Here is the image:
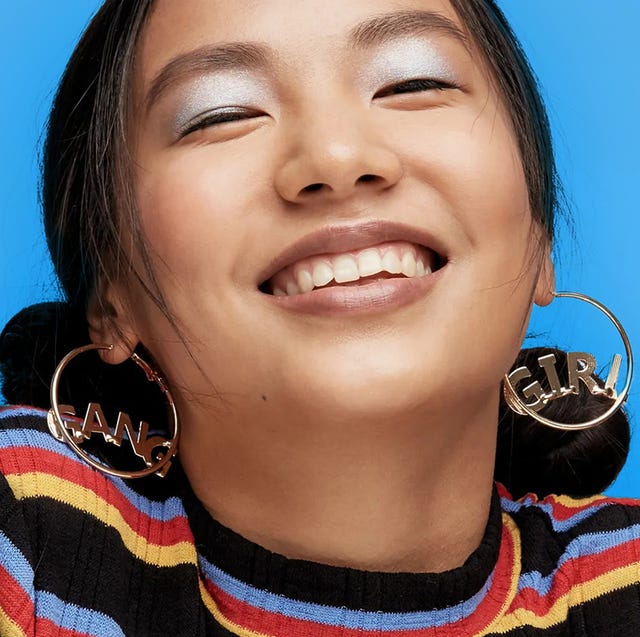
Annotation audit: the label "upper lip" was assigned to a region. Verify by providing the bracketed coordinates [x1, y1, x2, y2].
[257, 220, 448, 287]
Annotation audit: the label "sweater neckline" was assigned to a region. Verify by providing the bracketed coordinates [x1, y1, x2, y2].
[180, 482, 518, 634]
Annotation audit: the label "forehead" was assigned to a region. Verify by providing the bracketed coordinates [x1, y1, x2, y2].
[138, 0, 465, 77]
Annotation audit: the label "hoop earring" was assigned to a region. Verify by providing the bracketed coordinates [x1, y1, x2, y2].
[503, 291, 633, 431]
[47, 343, 180, 479]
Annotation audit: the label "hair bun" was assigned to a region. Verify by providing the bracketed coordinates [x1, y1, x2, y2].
[0, 302, 89, 407]
[495, 347, 630, 499]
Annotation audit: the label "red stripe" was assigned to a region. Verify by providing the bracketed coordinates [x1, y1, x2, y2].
[539, 497, 608, 522]
[497, 484, 604, 522]
[0, 563, 35, 635]
[0, 446, 192, 547]
[498, 483, 639, 523]
[34, 616, 94, 637]
[204, 523, 516, 637]
[515, 536, 640, 614]
[0, 550, 109, 637]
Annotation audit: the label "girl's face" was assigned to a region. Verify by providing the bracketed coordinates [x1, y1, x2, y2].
[119, 0, 552, 424]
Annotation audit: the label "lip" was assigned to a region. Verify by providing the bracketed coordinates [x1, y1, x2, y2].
[257, 220, 448, 287]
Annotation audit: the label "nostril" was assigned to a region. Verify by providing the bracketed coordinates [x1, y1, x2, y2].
[298, 174, 381, 197]
[302, 183, 324, 193]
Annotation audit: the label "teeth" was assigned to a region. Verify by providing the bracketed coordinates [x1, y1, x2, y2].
[295, 267, 314, 293]
[401, 251, 417, 277]
[333, 255, 359, 283]
[381, 251, 402, 275]
[357, 249, 384, 278]
[270, 242, 437, 297]
[286, 280, 300, 296]
[312, 262, 334, 287]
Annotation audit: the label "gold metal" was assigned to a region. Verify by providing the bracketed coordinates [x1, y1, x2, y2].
[503, 291, 633, 431]
[605, 354, 622, 397]
[48, 344, 180, 479]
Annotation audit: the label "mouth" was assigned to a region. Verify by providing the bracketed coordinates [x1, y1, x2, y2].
[259, 240, 444, 296]
[257, 221, 448, 314]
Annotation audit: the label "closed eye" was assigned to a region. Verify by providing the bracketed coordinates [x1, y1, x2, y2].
[179, 108, 265, 138]
[374, 78, 458, 99]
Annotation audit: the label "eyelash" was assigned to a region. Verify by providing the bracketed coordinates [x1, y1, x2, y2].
[374, 77, 458, 98]
[179, 109, 261, 138]
[179, 78, 457, 138]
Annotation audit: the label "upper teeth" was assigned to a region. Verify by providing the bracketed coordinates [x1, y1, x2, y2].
[271, 241, 434, 296]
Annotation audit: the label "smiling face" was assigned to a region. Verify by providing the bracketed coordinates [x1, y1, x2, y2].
[108, 0, 552, 433]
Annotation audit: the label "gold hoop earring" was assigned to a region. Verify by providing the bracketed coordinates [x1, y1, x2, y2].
[503, 291, 633, 431]
[47, 343, 180, 479]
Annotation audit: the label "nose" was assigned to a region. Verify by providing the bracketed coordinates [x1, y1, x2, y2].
[274, 103, 403, 204]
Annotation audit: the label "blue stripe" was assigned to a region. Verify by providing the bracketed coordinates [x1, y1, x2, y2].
[199, 554, 492, 630]
[0, 531, 34, 595]
[0, 406, 49, 419]
[0, 424, 186, 523]
[36, 590, 126, 637]
[517, 523, 640, 595]
[500, 494, 613, 532]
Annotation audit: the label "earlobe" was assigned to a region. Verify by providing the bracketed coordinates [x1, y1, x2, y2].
[87, 291, 139, 365]
[533, 252, 555, 307]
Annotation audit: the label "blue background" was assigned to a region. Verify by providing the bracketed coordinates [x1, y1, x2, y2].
[0, 2, 638, 494]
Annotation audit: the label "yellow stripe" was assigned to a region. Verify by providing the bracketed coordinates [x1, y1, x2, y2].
[489, 562, 640, 633]
[198, 579, 274, 637]
[516, 492, 605, 509]
[550, 493, 605, 508]
[6, 473, 197, 568]
[0, 605, 28, 637]
[477, 514, 522, 636]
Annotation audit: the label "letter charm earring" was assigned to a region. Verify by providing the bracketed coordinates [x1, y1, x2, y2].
[503, 292, 633, 431]
[47, 343, 180, 479]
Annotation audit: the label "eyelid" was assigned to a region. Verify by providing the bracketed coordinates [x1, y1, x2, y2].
[355, 37, 461, 94]
[172, 73, 273, 134]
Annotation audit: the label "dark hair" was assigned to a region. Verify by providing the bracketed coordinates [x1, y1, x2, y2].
[0, 0, 630, 496]
[42, 0, 156, 319]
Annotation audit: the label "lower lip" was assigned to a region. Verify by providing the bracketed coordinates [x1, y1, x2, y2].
[264, 267, 445, 316]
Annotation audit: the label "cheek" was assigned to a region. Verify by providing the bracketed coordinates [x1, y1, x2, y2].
[397, 103, 536, 376]
[133, 151, 261, 293]
[397, 102, 531, 253]
[125, 156, 260, 393]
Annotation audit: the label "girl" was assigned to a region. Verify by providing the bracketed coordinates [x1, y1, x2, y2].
[0, 1, 637, 635]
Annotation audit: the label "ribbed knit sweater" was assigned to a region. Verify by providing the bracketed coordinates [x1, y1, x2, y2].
[1, 405, 639, 636]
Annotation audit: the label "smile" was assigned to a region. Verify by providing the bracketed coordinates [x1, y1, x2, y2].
[267, 241, 439, 296]
[257, 221, 448, 314]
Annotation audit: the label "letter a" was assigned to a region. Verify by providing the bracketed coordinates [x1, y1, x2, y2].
[81, 403, 113, 441]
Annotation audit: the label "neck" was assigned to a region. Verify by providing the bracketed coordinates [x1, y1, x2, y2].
[179, 396, 498, 573]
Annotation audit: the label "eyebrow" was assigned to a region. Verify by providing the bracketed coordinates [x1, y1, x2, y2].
[349, 10, 468, 50]
[144, 10, 467, 113]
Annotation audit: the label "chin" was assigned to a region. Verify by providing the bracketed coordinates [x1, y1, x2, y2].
[290, 352, 439, 421]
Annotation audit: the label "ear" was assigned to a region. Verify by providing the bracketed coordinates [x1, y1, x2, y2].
[533, 248, 555, 307]
[87, 285, 140, 365]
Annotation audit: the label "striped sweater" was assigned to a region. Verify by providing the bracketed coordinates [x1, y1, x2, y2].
[1, 406, 639, 636]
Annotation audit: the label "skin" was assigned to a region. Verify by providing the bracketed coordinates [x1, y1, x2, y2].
[91, 0, 554, 572]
